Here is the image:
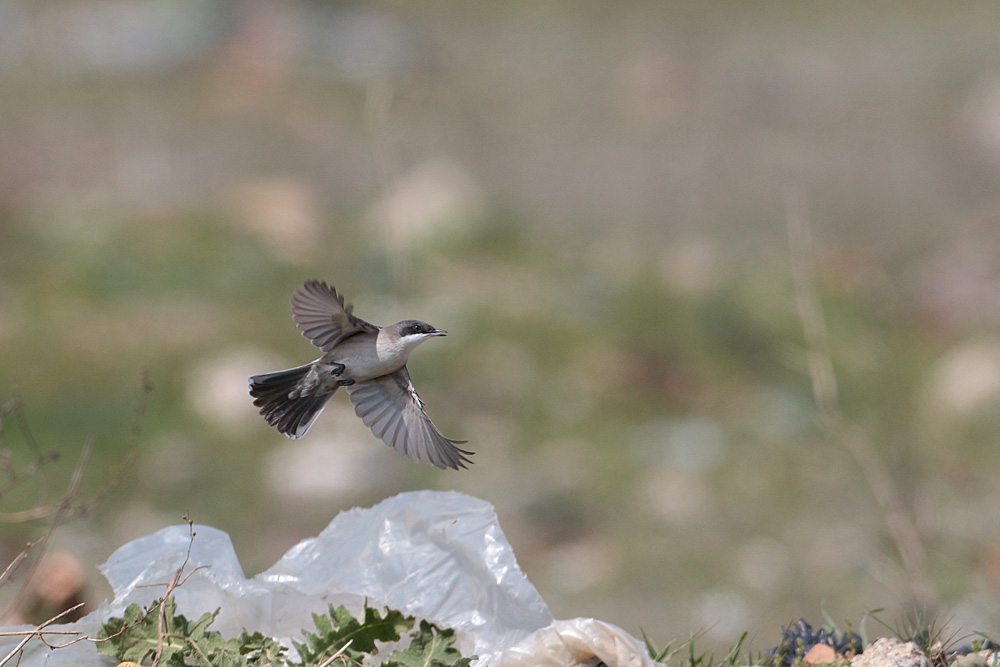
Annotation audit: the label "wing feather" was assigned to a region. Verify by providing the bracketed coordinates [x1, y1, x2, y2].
[345, 368, 472, 470]
[290, 280, 379, 353]
[419, 419, 445, 468]
[388, 418, 406, 454]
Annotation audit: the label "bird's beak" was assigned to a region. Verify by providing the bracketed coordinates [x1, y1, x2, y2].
[431, 329, 447, 336]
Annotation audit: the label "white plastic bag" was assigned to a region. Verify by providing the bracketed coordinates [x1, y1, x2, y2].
[1, 490, 661, 666]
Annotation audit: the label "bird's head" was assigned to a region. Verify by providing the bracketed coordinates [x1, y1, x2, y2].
[382, 319, 447, 354]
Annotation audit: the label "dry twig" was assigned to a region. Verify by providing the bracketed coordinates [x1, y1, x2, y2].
[0, 374, 153, 624]
[0, 602, 86, 667]
[139, 515, 207, 667]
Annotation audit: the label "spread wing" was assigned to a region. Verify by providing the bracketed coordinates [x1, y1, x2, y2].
[346, 367, 472, 470]
[291, 280, 379, 353]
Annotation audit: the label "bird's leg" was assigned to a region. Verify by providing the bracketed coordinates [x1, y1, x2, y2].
[337, 379, 355, 387]
[328, 361, 346, 376]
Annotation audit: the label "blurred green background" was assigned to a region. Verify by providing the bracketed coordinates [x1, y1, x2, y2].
[3, 0, 1000, 654]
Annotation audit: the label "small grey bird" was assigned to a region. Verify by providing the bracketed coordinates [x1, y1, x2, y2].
[249, 280, 472, 470]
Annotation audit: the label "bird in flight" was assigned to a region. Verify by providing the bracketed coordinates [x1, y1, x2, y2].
[249, 280, 471, 470]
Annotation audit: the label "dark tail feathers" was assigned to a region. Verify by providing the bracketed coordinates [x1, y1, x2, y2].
[249, 364, 333, 439]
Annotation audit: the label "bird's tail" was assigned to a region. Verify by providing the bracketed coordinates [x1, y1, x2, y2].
[249, 364, 333, 439]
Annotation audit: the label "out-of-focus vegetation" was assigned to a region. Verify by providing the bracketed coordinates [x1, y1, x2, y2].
[3, 0, 1000, 655]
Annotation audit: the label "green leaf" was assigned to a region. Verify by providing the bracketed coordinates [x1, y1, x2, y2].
[97, 596, 470, 667]
[383, 620, 473, 667]
[97, 596, 289, 667]
[97, 600, 166, 664]
[292, 602, 414, 665]
[188, 609, 221, 642]
[236, 630, 287, 666]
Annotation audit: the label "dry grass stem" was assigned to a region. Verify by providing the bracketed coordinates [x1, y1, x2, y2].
[0, 602, 87, 667]
[784, 183, 936, 607]
[316, 639, 354, 667]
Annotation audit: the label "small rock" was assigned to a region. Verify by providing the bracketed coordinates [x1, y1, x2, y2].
[803, 643, 838, 664]
[851, 638, 929, 667]
[953, 654, 988, 667]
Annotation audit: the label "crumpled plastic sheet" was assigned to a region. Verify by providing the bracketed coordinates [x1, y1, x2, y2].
[0, 490, 663, 667]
